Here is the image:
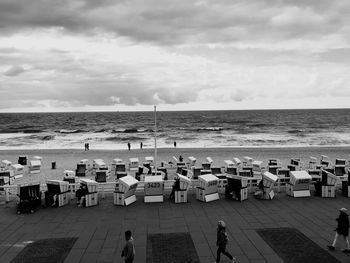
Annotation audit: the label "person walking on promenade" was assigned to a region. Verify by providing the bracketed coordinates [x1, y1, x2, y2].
[215, 220, 236, 263]
[121, 230, 135, 263]
[127, 142, 131, 151]
[328, 208, 350, 252]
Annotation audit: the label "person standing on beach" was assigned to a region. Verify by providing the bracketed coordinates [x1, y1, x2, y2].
[127, 142, 131, 151]
[328, 208, 350, 252]
[121, 230, 135, 263]
[215, 220, 236, 263]
[174, 141, 177, 148]
[140, 142, 143, 150]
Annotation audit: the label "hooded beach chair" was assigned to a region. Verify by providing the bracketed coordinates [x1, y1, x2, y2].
[286, 171, 312, 197]
[225, 174, 248, 201]
[79, 179, 99, 207]
[254, 172, 278, 200]
[144, 175, 164, 203]
[11, 164, 24, 179]
[45, 180, 70, 207]
[29, 160, 41, 174]
[114, 175, 139, 206]
[196, 174, 219, 202]
[17, 183, 42, 214]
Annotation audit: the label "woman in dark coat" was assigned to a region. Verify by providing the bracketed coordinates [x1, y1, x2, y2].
[328, 208, 350, 252]
[215, 220, 236, 263]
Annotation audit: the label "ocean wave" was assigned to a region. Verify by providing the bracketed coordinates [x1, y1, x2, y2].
[111, 128, 156, 133]
[105, 135, 148, 141]
[179, 127, 224, 132]
[287, 129, 304, 134]
[0, 128, 44, 133]
[57, 129, 85, 134]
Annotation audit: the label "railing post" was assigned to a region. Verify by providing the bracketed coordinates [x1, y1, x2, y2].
[5, 188, 10, 203]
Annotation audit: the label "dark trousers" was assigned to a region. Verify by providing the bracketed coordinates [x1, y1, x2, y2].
[216, 246, 233, 262]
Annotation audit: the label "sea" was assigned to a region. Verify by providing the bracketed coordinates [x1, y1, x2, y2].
[0, 109, 350, 150]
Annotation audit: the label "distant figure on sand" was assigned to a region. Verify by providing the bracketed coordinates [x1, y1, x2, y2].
[127, 142, 131, 151]
[179, 155, 183, 162]
[328, 208, 350, 252]
[140, 142, 143, 150]
[174, 141, 177, 148]
[215, 220, 236, 263]
[84, 143, 87, 151]
[86, 143, 89, 150]
[121, 230, 135, 263]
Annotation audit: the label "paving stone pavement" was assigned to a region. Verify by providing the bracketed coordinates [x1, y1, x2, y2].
[0, 191, 350, 263]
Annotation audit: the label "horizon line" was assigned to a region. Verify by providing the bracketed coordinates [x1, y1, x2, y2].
[1, 107, 350, 114]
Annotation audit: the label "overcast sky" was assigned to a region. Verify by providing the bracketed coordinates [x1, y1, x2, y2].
[0, 0, 349, 112]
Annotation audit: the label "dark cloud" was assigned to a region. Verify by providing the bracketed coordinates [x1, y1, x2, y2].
[3, 65, 25, 76]
[0, 0, 348, 45]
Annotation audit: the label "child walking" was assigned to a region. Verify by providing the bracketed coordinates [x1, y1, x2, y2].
[328, 208, 350, 252]
[215, 220, 236, 263]
[121, 230, 135, 263]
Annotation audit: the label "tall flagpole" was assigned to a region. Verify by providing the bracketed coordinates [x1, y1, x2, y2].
[154, 105, 157, 174]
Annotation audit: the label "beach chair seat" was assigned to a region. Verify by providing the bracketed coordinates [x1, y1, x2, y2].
[211, 167, 222, 175]
[17, 183, 42, 214]
[75, 164, 87, 177]
[95, 171, 107, 182]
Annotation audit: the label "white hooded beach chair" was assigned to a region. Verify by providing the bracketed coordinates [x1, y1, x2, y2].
[144, 175, 164, 203]
[286, 171, 312, 197]
[11, 164, 24, 179]
[196, 174, 219, 202]
[114, 175, 138, 206]
[29, 160, 41, 174]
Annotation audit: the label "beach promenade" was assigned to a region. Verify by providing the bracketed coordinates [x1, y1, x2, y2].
[1, 190, 350, 263]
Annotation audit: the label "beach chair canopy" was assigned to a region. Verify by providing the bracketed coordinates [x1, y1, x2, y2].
[129, 158, 139, 163]
[206, 157, 213, 163]
[30, 160, 41, 167]
[94, 159, 106, 166]
[224, 160, 234, 167]
[1, 160, 12, 166]
[145, 156, 154, 162]
[233, 158, 241, 165]
[244, 156, 253, 163]
[11, 164, 24, 170]
[64, 170, 75, 177]
[112, 158, 123, 164]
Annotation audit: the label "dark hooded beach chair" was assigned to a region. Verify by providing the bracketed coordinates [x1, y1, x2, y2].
[76, 164, 87, 177]
[45, 180, 70, 207]
[17, 183, 42, 214]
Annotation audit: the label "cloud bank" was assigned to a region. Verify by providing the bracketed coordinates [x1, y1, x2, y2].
[0, 0, 349, 111]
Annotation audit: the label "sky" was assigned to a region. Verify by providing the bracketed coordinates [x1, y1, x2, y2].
[0, 0, 350, 112]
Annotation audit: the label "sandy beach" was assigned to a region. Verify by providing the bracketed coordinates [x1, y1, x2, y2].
[1, 146, 349, 185]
